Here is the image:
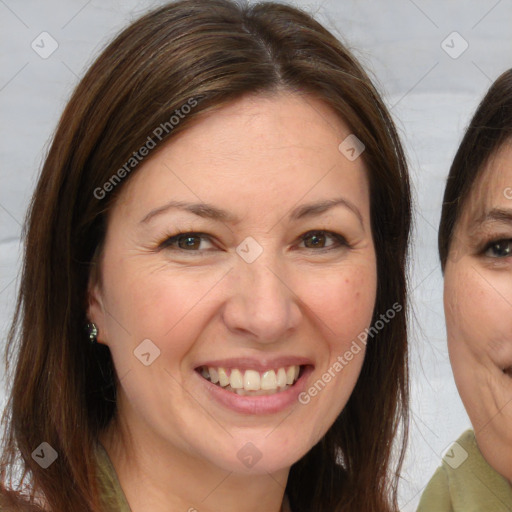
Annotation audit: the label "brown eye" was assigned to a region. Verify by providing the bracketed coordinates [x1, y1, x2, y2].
[484, 239, 512, 258]
[177, 234, 202, 249]
[160, 232, 214, 251]
[300, 231, 347, 250]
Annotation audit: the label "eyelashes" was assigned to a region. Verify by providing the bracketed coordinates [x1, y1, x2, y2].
[298, 230, 349, 251]
[159, 232, 212, 251]
[157, 230, 350, 254]
[481, 238, 512, 259]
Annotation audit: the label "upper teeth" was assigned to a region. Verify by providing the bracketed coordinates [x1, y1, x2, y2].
[201, 365, 300, 392]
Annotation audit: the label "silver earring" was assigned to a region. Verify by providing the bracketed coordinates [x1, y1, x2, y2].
[86, 322, 98, 343]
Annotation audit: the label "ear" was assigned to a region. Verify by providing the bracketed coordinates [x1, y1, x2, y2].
[87, 266, 109, 346]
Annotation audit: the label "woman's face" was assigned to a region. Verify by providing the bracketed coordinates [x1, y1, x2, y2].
[444, 141, 512, 482]
[88, 92, 377, 475]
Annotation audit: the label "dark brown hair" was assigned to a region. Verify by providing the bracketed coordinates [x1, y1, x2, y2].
[0, 1, 411, 511]
[439, 68, 512, 269]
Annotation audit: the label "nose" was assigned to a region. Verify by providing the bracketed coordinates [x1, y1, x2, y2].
[221, 255, 302, 344]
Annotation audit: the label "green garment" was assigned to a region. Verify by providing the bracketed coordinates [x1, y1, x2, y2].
[0, 444, 130, 511]
[2, 443, 293, 510]
[96, 443, 132, 512]
[96, 444, 293, 512]
[417, 429, 512, 512]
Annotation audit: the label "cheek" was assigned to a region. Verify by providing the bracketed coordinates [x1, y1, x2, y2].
[294, 263, 376, 433]
[445, 265, 512, 421]
[445, 266, 486, 356]
[103, 253, 227, 338]
[317, 267, 376, 335]
[98, 257, 228, 386]
[445, 266, 512, 362]
[297, 262, 377, 364]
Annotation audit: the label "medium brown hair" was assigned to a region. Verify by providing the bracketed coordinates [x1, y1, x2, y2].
[1, 1, 411, 510]
[439, 68, 512, 269]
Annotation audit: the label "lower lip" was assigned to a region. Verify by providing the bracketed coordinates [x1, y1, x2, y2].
[195, 366, 313, 415]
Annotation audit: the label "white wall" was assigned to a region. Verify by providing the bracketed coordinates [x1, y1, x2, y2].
[1, 0, 511, 509]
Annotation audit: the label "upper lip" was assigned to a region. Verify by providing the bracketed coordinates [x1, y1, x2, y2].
[194, 356, 314, 373]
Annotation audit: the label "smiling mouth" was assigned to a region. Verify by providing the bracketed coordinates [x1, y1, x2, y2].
[197, 365, 304, 396]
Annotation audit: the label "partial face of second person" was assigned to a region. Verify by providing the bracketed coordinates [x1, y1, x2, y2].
[444, 140, 512, 482]
[88, 92, 377, 478]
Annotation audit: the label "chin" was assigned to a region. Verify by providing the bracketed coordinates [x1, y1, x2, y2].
[200, 432, 314, 476]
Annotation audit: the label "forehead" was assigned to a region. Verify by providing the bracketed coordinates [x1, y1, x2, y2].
[460, 141, 512, 225]
[158, 91, 355, 170]
[114, 91, 371, 218]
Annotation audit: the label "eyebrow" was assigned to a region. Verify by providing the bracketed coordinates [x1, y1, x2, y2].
[140, 197, 364, 227]
[471, 207, 512, 226]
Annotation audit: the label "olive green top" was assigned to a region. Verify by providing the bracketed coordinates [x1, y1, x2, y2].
[96, 443, 132, 512]
[417, 429, 512, 511]
[96, 443, 293, 512]
[1, 444, 293, 511]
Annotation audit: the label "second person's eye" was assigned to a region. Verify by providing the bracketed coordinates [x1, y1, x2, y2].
[483, 239, 512, 258]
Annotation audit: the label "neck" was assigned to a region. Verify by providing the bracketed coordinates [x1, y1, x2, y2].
[99, 418, 290, 512]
